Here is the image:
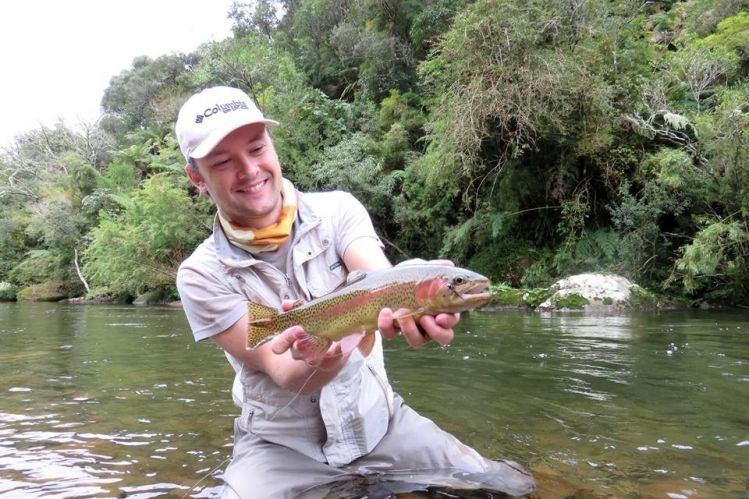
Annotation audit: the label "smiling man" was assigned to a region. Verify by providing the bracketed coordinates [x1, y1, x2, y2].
[174, 86, 535, 498]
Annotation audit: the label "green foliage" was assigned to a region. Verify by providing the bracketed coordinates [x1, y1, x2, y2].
[99, 162, 139, 193]
[694, 85, 749, 215]
[408, 0, 473, 56]
[520, 254, 557, 289]
[487, 282, 555, 309]
[2, 0, 749, 305]
[523, 287, 555, 309]
[261, 87, 361, 187]
[109, 127, 186, 180]
[190, 34, 304, 96]
[83, 175, 212, 299]
[705, 11, 749, 61]
[391, 153, 462, 258]
[672, 218, 749, 301]
[229, 0, 280, 38]
[671, 44, 740, 109]
[0, 282, 18, 301]
[488, 282, 526, 307]
[419, 0, 614, 174]
[0, 208, 31, 278]
[671, 0, 745, 38]
[100, 54, 196, 141]
[377, 90, 425, 139]
[280, 0, 355, 96]
[646, 148, 699, 189]
[608, 178, 688, 287]
[8, 250, 69, 286]
[307, 132, 405, 242]
[553, 229, 625, 277]
[24, 194, 86, 254]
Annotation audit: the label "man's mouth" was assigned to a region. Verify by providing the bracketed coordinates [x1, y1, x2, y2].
[238, 178, 268, 194]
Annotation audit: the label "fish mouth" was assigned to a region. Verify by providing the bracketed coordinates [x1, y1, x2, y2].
[457, 277, 490, 294]
[456, 279, 493, 305]
[461, 291, 494, 304]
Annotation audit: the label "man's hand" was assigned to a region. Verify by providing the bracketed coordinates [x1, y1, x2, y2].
[377, 258, 460, 347]
[266, 300, 349, 371]
[377, 308, 459, 347]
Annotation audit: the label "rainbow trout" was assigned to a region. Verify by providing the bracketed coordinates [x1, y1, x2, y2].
[246, 265, 492, 351]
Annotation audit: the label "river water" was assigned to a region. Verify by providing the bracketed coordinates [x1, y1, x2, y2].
[0, 302, 747, 498]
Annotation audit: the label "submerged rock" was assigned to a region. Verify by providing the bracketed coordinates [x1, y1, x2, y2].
[538, 273, 644, 311]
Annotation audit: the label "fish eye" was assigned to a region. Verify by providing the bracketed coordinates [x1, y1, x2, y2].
[453, 276, 465, 285]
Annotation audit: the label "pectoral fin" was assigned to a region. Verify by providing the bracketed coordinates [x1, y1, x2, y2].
[340, 332, 366, 355]
[357, 331, 376, 357]
[338, 331, 376, 357]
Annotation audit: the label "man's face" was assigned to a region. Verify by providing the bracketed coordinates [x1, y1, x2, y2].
[186, 123, 283, 228]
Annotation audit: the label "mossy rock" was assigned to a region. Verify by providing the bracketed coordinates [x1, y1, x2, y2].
[16, 282, 69, 302]
[627, 286, 689, 310]
[551, 293, 590, 309]
[627, 286, 659, 308]
[523, 288, 554, 308]
[490, 284, 527, 307]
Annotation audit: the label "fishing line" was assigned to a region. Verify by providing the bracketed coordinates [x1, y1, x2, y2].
[267, 337, 352, 422]
[180, 363, 328, 495]
[268, 366, 321, 422]
[181, 351, 333, 496]
[180, 455, 231, 498]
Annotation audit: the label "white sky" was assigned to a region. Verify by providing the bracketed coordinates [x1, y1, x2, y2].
[0, 0, 235, 148]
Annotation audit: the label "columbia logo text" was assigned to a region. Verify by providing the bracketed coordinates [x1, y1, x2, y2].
[195, 100, 249, 123]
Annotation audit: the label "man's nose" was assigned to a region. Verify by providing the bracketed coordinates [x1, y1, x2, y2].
[236, 154, 259, 178]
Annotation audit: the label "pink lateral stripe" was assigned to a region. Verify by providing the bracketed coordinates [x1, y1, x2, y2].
[310, 282, 415, 319]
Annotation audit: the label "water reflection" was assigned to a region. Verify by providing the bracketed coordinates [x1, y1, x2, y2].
[1, 303, 748, 497]
[550, 314, 633, 402]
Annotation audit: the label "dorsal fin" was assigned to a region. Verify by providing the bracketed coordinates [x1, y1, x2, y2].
[247, 302, 279, 324]
[246, 302, 283, 349]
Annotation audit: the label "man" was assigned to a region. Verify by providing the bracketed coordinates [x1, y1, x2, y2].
[175, 86, 534, 498]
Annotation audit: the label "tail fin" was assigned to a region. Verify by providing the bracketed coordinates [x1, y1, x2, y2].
[247, 302, 281, 349]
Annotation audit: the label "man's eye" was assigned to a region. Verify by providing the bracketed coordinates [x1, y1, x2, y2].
[213, 158, 231, 167]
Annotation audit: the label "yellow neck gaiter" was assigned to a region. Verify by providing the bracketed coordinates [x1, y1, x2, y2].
[218, 178, 298, 254]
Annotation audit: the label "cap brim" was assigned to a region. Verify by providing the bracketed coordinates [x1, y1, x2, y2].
[190, 116, 280, 159]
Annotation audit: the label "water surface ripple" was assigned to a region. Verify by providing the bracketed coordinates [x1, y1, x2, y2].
[1, 303, 747, 497]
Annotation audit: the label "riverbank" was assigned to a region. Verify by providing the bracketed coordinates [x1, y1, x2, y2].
[1, 272, 735, 311]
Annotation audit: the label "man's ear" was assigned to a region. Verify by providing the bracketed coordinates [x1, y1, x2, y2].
[185, 163, 201, 186]
[185, 163, 209, 197]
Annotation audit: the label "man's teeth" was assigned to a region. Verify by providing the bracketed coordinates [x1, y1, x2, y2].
[243, 179, 266, 193]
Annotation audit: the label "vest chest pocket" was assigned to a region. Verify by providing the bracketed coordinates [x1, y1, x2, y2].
[304, 252, 346, 299]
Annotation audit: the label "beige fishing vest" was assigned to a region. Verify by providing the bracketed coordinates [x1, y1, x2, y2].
[183, 192, 394, 467]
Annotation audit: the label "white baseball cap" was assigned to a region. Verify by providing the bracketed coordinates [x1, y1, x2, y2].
[175, 86, 279, 160]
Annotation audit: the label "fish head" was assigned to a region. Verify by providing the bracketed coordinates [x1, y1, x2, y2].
[416, 267, 493, 313]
